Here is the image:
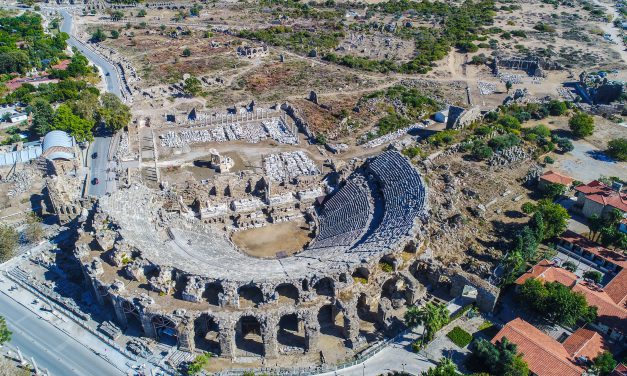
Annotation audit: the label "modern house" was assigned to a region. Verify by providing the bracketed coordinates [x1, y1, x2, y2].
[538, 170, 574, 190]
[493, 318, 609, 376]
[574, 181, 627, 218]
[516, 259, 626, 342]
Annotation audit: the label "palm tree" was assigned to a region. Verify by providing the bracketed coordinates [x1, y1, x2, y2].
[404, 302, 449, 344]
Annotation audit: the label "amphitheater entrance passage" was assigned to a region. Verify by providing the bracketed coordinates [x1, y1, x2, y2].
[194, 314, 221, 355]
[381, 277, 408, 304]
[121, 300, 143, 336]
[318, 304, 345, 339]
[352, 267, 370, 283]
[314, 277, 335, 297]
[203, 282, 223, 306]
[152, 316, 178, 346]
[277, 313, 306, 350]
[238, 284, 263, 308]
[275, 283, 299, 304]
[235, 316, 263, 356]
[357, 293, 378, 340]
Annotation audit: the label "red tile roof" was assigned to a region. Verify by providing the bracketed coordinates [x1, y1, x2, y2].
[611, 363, 627, 376]
[562, 328, 608, 359]
[515, 259, 577, 287]
[492, 318, 585, 376]
[560, 231, 627, 268]
[541, 170, 574, 186]
[604, 269, 627, 307]
[51, 59, 70, 70]
[516, 260, 627, 335]
[575, 181, 627, 212]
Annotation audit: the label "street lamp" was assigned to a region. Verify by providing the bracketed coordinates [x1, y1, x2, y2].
[402, 363, 407, 373]
[362, 364, 365, 376]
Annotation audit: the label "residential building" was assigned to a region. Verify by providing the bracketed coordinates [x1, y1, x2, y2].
[574, 181, 627, 218]
[538, 170, 574, 190]
[516, 259, 626, 341]
[492, 318, 608, 376]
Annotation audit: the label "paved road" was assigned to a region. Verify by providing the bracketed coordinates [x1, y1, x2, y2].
[59, 10, 122, 97]
[0, 291, 124, 376]
[88, 136, 113, 197]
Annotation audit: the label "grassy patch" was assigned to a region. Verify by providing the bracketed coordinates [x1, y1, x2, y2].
[447, 326, 473, 348]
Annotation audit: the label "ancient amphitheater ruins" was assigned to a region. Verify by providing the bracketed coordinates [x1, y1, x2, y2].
[75, 149, 498, 362]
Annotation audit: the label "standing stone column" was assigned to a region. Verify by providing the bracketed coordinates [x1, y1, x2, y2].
[218, 318, 235, 358]
[262, 315, 278, 359]
[303, 311, 320, 353]
[140, 312, 156, 338]
[111, 296, 128, 329]
[221, 281, 239, 307]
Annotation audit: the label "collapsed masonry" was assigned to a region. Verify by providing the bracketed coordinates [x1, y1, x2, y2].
[73, 151, 502, 359]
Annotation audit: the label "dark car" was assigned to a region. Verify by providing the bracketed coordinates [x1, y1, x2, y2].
[92, 152, 98, 159]
[92, 178, 99, 185]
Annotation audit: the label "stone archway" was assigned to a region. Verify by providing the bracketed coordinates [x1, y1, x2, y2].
[238, 284, 264, 308]
[314, 277, 335, 297]
[121, 300, 143, 336]
[203, 282, 223, 306]
[277, 313, 306, 350]
[356, 293, 378, 340]
[381, 277, 408, 304]
[275, 283, 299, 304]
[235, 315, 263, 356]
[151, 315, 178, 346]
[317, 304, 344, 339]
[352, 267, 370, 283]
[194, 314, 221, 355]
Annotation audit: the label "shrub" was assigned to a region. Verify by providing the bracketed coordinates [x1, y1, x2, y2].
[447, 326, 473, 348]
[380, 262, 393, 273]
[521, 202, 536, 214]
[583, 270, 602, 283]
[182, 48, 192, 57]
[534, 23, 556, 32]
[544, 156, 554, 164]
[428, 130, 458, 146]
[562, 261, 577, 272]
[606, 138, 627, 161]
[471, 142, 493, 160]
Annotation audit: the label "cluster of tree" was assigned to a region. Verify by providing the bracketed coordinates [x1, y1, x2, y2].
[517, 278, 597, 326]
[185, 352, 211, 375]
[0, 224, 18, 262]
[259, 0, 343, 20]
[30, 92, 131, 141]
[404, 302, 449, 344]
[588, 209, 627, 251]
[501, 200, 570, 284]
[362, 86, 439, 136]
[238, 26, 344, 55]
[0, 13, 69, 74]
[466, 337, 529, 376]
[49, 50, 95, 79]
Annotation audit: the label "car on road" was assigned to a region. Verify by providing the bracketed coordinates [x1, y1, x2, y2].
[92, 178, 99, 185]
[92, 152, 98, 159]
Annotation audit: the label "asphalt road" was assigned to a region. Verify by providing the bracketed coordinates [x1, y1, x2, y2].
[0, 292, 123, 376]
[59, 10, 122, 97]
[88, 136, 113, 197]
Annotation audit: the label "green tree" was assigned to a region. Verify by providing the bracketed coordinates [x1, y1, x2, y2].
[0, 224, 18, 262]
[534, 200, 569, 240]
[30, 99, 55, 136]
[182, 48, 192, 57]
[562, 261, 577, 272]
[422, 357, 457, 376]
[91, 28, 107, 43]
[588, 214, 604, 241]
[137, 9, 147, 17]
[96, 93, 131, 131]
[52, 104, 94, 142]
[182, 76, 202, 97]
[70, 90, 100, 122]
[471, 142, 493, 160]
[0, 316, 11, 344]
[505, 81, 513, 93]
[0, 51, 30, 74]
[548, 100, 567, 116]
[404, 302, 449, 343]
[467, 337, 529, 376]
[591, 351, 616, 376]
[541, 182, 566, 199]
[606, 138, 627, 161]
[110, 30, 120, 39]
[187, 352, 211, 375]
[501, 251, 525, 285]
[521, 202, 536, 214]
[568, 112, 595, 138]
